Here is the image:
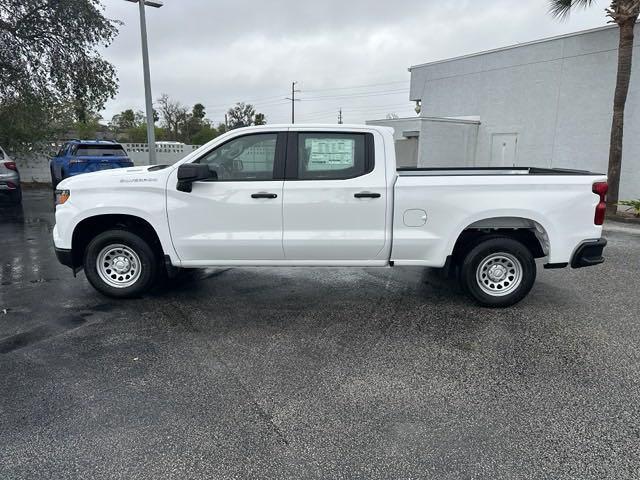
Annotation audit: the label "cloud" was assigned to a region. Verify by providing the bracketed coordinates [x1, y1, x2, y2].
[101, 0, 607, 125]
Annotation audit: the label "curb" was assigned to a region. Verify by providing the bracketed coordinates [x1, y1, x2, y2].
[609, 214, 640, 225]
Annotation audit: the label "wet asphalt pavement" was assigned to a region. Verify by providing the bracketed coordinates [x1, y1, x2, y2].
[0, 188, 639, 479]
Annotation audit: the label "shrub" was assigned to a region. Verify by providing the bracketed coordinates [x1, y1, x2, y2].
[618, 200, 640, 217]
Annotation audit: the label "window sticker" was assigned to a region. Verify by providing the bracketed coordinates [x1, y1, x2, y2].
[305, 138, 355, 171]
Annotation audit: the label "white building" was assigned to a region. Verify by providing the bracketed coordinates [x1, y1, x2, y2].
[368, 24, 640, 201]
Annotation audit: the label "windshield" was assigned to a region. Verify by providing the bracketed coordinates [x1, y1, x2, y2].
[74, 145, 128, 157]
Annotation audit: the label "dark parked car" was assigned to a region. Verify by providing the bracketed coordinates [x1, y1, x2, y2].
[50, 140, 133, 188]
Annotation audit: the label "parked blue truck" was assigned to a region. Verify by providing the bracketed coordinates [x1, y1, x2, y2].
[50, 140, 133, 188]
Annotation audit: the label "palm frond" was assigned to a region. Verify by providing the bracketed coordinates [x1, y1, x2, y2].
[549, 0, 596, 19]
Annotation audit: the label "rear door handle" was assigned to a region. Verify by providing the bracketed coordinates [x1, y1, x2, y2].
[251, 192, 278, 199]
[354, 192, 381, 199]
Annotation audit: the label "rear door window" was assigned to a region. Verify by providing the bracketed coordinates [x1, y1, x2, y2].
[294, 133, 372, 180]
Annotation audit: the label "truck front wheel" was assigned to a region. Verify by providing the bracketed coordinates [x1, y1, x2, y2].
[84, 230, 158, 298]
[459, 236, 536, 308]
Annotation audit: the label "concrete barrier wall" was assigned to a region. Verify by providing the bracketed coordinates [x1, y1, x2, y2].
[12, 143, 201, 184]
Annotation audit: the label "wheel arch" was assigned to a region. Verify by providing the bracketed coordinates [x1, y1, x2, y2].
[71, 214, 165, 269]
[449, 216, 551, 263]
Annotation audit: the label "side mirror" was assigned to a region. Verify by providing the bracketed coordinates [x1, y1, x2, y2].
[177, 163, 214, 192]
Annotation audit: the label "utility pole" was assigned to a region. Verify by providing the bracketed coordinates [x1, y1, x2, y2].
[338, 107, 343, 124]
[285, 81, 301, 123]
[126, 0, 163, 165]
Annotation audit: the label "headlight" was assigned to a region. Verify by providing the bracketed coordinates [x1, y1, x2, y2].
[55, 189, 70, 205]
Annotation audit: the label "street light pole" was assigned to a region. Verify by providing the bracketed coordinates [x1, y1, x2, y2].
[126, 0, 163, 164]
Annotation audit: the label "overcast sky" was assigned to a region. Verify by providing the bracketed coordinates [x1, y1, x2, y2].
[100, 0, 608, 126]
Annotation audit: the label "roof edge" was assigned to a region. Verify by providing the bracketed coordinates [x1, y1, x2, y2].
[408, 23, 620, 71]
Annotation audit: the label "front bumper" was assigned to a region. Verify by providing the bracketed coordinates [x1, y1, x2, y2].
[571, 238, 607, 268]
[55, 246, 74, 269]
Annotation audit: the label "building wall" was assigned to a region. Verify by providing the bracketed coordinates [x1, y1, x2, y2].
[366, 117, 479, 168]
[409, 24, 640, 200]
[416, 119, 478, 167]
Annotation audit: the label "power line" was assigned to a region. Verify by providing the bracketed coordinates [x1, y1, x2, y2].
[302, 79, 408, 93]
[301, 89, 410, 101]
[300, 102, 414, 116]
[204, 93, 290, 110]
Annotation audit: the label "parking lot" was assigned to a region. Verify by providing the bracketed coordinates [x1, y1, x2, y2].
[0, 187, 639, 479]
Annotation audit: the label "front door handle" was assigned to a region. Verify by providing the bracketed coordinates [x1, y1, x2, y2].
[251, 192, 278, 199]
[354, 192, 381, 199]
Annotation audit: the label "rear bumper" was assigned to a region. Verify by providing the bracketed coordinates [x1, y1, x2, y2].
[0, 172, 20, 189]
[571, 238, 607, 268]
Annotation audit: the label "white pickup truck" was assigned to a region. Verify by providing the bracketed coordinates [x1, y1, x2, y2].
[53, 125, 608, 307]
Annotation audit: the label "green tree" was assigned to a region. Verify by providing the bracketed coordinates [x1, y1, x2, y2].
[254, 112, 267, 125]
[226, 102, 266, 129]
[192, 103, 206, 121]
[183, 103, 207, 143]
[74, 112, 104, 139]
[111, 109, 145, 131]
[549, 0, 639, 215]
[191, 124, 219, 145]
[125, 124, 167, 143]
[0, 0, 119, 151]
[216, 123, 229, 135]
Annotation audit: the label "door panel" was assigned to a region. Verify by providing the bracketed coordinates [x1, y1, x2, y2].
[167, 131, 286, 263]
[282, 131, 387, 261]
[168, 180, 284, 262]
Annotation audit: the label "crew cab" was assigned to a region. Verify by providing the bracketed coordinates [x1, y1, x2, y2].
[52, 125, 608, 307]
[50, 139, 133, 188]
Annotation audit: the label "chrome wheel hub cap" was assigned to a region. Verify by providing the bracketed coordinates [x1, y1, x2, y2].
[487, 264, 508, 282]
[96, 244, 142, 289]
[476, 252, 523, 297]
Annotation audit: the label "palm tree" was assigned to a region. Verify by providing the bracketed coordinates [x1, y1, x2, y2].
[550, 0, 640, 215]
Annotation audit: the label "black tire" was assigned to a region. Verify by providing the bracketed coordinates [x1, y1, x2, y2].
[84, 229, 158, 298]
[459, 236, 536, 308]
[9, 186, 22, 205]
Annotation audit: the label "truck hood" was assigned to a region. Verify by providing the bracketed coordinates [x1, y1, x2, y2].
[58, 165, 172, 190]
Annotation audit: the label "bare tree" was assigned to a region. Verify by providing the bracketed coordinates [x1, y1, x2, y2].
[157, 94, 188, 140]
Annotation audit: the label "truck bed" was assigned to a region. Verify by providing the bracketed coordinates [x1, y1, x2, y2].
[397, 167, 601, 176]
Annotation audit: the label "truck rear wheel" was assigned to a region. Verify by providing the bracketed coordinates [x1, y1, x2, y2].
[459, 236, 536, 308]
[84, 230, 158, 298]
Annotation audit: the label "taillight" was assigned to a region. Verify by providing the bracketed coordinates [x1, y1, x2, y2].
[4, 161, 17, 171]
[593, 182, 608, 225]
